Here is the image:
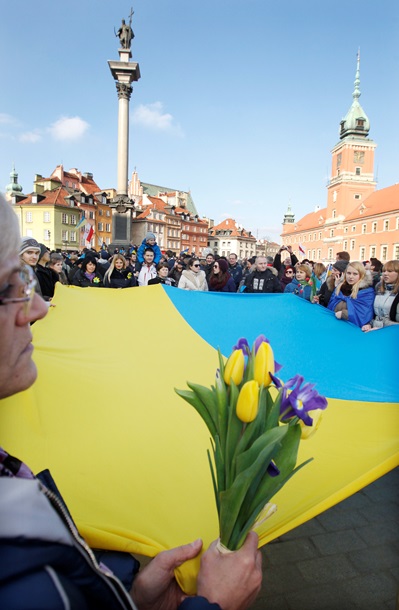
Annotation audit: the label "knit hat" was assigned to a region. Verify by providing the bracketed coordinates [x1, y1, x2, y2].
[100, 250, 110, 260]
[20, 237, 41, 256]
[39, 243, 49, 260]
[217, 259, 229, 273]
[145, 232, 156, 242]
[333, 260, 349, 274]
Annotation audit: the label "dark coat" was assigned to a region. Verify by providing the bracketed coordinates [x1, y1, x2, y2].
[228, 264, 243, 290]
[35, 264, 58, 300]
[273, 252, 299, 278]
[244, 269, 282, 293]
[72, 269, 103, 288]
[104, 269, 137, 288]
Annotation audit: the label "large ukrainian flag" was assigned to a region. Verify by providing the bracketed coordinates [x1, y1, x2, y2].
[1, 284, 398, 593]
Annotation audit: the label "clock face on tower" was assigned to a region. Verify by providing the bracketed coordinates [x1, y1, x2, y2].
[353, 151, 365, 164]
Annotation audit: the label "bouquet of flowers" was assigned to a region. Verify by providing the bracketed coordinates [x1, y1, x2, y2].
[175, 335, 327, 552]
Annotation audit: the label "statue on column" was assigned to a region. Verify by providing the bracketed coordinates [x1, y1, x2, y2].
[116, 8, 134, 49]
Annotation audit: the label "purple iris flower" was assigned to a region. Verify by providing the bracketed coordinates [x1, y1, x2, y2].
[267, 461, 280, 477]
[233, 338, 251, 355]
[271, 373, 327, 426]
[253, 335, 282, 373]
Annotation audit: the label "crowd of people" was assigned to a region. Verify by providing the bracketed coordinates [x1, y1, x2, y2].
[19, 230, 399, 332]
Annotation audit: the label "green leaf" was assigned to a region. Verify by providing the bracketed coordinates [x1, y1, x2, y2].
[187, 382, 219, 433]
[224, 381, 242, 488]
[245, 424, 302, 518]
[214, 434, 225, 496]
[207, 448, 219, 514]
[266, 389, 282, 429]
[175, 388, 217, 437]
[219, 432, 285, 547]
[236, 426, 288, 476]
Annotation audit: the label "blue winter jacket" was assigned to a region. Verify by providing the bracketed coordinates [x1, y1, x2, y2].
[137, 239, 162, 264]
[0, 465, 220, 610]
[284, 277, 312, 301]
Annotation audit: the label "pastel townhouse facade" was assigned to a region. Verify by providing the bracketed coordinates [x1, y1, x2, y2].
[208, 218, 257, 259]
[11, 165, 113, 250]
[281, 55, 399, 263]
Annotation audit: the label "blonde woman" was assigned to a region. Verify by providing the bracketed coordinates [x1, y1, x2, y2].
[327, 261, 374, 327]
[362, 260, 399, 331]
[103, 254, 137, 288]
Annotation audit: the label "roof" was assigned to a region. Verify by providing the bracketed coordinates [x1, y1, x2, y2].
[284, 208, 327, 235]
[141, 182, 198, 216]
[210, 218, 255, 240]
[15, 187, 77, 208]
[344, 184, 399, 221]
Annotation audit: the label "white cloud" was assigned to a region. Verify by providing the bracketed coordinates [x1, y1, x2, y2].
[49, 116, 89, 141]
[132, 102, 183, 135]
[19, 129, 42, 143]
[0, 113, 18, 125]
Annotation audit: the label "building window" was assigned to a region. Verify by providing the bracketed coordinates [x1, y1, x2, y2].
[26, 211, 33, 223]
[384, 220, 389, 231]
[106, 210, 111, 217]
[70, 231, 77, 242]
[343, 240, 348, 251]
[319, 232, 322, 240]
[381, 246, 388, 261]
[362, 224, 366, 234]
[372, 222, 377, 233]
[313, 233, 316, 240]
[354, 194, 361, 200]
[360, 247, 365, 260]
[350, 240, 355, 250]
[332, 209, 336, 218]
[43, 229, 51, 241]
[352, 225, 356, 232]
[99, 209, 103, 216]
[344, 227, 348, 233]
[89, 212, 94, 220]
[328, 248, 333, 259]
[98, 222, 104, 231]
[70, 214, 77, 225]
[62, 213, 68, 224]
[105, 223, 111, 232]
[394, 245, 399, 259]
[62, 230, 68, 241]
[43, 211, 51, 222]
[370, 246, 376, 258]
[330, 229, 334, 237]
[355, 167, 361, 176]
[317, 249, 321, 259]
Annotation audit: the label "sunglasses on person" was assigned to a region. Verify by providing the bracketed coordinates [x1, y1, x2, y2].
[0, 264, 37, 316]
[193, 263, 201, 268]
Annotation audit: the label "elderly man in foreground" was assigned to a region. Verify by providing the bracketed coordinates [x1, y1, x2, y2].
[0, 193, 262, 610]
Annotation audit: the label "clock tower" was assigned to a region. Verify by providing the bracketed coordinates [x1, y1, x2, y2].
[326, 52, 376, 223]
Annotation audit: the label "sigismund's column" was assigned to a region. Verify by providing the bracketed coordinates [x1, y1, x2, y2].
[108, 11, 140, 246]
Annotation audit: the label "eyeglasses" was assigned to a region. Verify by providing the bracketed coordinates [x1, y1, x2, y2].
[0, 264, 37, 315]
[213, 265, 219, 268]
[193, 263, 201, 268]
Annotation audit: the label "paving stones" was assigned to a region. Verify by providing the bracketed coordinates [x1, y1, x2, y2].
[251, 468, 399, 610]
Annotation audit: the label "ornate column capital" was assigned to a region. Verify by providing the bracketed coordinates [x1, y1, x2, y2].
[116, 82, 133, 100]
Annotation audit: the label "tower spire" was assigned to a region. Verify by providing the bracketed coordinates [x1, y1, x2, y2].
[352, 48, 361, 102]
[339, 50, 370, 139]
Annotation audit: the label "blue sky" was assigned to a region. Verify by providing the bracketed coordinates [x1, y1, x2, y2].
[1, 0, 398, 243]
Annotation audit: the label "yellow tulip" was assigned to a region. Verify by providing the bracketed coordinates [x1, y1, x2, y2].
[253, 341, 275, 387]
[300, 409, 323, 439]
[236, 380, 259, 423]
[223, 349, 245, 386]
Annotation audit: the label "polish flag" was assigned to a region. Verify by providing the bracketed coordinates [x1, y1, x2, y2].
[298, 244, 305, 255]
[84, 223, 94, 244]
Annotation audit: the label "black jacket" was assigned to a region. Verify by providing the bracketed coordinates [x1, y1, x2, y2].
[244, 269, 282, 293]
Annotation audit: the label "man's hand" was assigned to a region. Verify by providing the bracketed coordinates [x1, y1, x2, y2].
[131, 539, 202, 610]
[335, 311, 342, 319]
[197, 532, 262, 610]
